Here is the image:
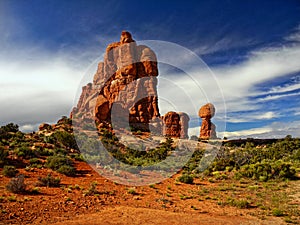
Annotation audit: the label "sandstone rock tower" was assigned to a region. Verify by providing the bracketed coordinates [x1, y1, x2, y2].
[73, 31, 160, 132]
[199, 103, 217, 139]
[162, 112, 190, 139]
[73, 31, 193, 139]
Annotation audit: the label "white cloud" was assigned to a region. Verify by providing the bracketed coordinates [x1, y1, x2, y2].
[220, 120, 300, 139]
[257, 91, 300, 102]
[19, 124, 36, 132]
[226, 111, 279, 123]
[285, 25, 300, 42]
[194, 36, 255, 55]
[0, 47, 89, 129]
[155, 30, 300, 117]
[267, 82, 300, 94]
[220, 127, 273, 138]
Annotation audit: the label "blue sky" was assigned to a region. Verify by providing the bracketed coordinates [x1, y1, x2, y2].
[1, 0, 300, 138]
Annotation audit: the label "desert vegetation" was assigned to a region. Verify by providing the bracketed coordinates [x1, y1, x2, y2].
[0, 120, 299, 224]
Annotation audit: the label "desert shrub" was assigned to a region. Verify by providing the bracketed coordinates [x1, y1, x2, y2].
[51, 131, 78, 149]
[127, 188, 137, 195]
[0, 123, 19, 140]
[178, 174, 194, 184]
[182, 150, 205, 172]
[70, 153, 85, 161]
[29, 158, 42, 165]
[45, 155, 73, 170]
[3, 165, 18, 177]
[53, 148, 68, 155]
[36, 148, 54, 156]
[57, 116, 72, 126]
[37, 174, 60, 187]
[15, 146, 36, 158]
[6, 175, 26, 193]
[272, 208, 284, 217]
[0, 146, 8, 164]
[0, 123, 19, 133]
[226, 197, 251, 209]
[291, 149, 300, 160]
[238, 160, 296, 181]
[57, 165, 76, 176]
[84, 182, 98, 196]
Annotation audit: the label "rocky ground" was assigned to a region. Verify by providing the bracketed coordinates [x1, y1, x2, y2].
[0, 160, 295, 225]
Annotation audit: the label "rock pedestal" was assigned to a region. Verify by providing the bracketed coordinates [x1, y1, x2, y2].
[199, 103, 217, 139]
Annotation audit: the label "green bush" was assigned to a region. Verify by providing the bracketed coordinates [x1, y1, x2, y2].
[272, 208, 284, 217]
[238, 160, 296, 181]
[45, 155, 73, 170]
[0, 146, 8, 164]
[29, 158, 42, 165]
[36, 148, 54, 156]
[178, 174, 194, 184]
[0, 123, 19, 133]
[15, 146, 36, 159]
[226, 197, 251, 209]
[37, 174, 61, 187]
[57, 165, 76, 176]
[84, 182, 98, 196]
[6, 175, 26, 193]
[51, 131, 78, 149]
[70, 153, 85, 161]
[3, 165, 18, 177]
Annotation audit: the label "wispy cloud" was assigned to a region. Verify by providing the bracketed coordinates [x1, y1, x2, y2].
[285, 25, 300, 42]
[226, 111, 279, 123]
[220, 120, 300, 139]
[268, 82, 300, 94]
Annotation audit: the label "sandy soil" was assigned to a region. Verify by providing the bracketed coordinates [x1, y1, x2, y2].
[0, 161, 288, 225]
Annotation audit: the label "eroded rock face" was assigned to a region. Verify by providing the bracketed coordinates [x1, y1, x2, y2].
[162, 111, 189, 138]
[178, 112, 190, 139]
[74, 31, 160, 132]
[199, 103, 217, 139]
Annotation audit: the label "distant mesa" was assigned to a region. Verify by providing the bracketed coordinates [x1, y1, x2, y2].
[72, 31, 217, 140]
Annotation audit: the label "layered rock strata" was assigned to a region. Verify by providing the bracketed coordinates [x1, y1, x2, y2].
[73, 31, 160, 132]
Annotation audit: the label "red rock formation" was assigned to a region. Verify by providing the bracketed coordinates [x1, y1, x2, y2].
[199, 103, 217, 139]
[163, 112, 181, 138]
[74, 31, 160, 132]
[178, 112, 190, 139]
[162, 111, 189, 138]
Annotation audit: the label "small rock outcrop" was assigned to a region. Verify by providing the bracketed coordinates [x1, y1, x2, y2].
[199, 103, 217, 139]
[38, 123, 50, 131]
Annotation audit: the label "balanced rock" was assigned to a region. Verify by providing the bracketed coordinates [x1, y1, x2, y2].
[199, 103, 217, 139]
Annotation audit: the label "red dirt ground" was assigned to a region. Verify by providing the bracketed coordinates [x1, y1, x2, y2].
[0, 161, 286, 225]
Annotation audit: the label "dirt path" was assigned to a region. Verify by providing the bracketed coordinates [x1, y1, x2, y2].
[51, 206, 283, 225]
